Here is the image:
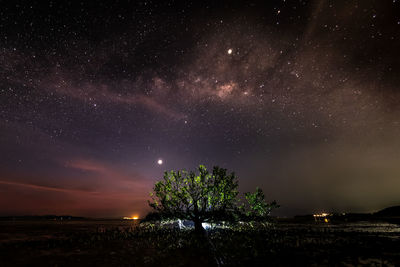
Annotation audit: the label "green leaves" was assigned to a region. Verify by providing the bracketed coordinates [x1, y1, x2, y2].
[148, 165, 241, 225]
[243, 187, 279, 221]
[147, 165, 279, 228]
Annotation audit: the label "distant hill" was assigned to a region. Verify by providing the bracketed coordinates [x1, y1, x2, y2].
[0, 215, 86, 221]
[374, 206, 400, 217]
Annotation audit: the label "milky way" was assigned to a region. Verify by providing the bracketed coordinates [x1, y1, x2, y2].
[1, 1, 400, 217]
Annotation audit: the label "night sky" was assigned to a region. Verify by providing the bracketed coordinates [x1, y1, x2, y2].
[1, 0, 400, 218]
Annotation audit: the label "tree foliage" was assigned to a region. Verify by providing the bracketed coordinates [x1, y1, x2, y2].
[243, 187, 279, 221]
[148, 165, 278, 231]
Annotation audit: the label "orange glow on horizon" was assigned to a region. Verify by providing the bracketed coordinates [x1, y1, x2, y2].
[123, 215, 139, 220]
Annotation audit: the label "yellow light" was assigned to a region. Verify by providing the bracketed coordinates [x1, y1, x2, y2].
[313, 212, 330, 217]
[324, 218, 329, 223]
[123, 215, 139, 220]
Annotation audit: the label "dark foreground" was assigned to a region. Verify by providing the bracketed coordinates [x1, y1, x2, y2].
[0, 220, 399, 266]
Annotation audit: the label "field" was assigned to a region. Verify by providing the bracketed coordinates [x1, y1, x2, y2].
[1, 220, 399, 266]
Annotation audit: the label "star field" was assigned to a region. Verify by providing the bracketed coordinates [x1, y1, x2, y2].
[1, 0, 400, 217]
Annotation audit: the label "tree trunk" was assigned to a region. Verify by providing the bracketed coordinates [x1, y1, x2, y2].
[193, 202, 204, 234]
[193, 218, 204, 234]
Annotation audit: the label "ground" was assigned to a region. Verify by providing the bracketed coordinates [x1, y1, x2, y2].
[0, 220, 399, 266]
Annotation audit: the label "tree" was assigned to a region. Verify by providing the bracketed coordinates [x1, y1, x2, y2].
[243, 187, 279, 221]
[147, 165, 279, 232]
[148, 165, 239, 232]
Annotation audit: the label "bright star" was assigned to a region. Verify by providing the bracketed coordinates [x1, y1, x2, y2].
[227, 48, 233, 55]
[157, 159, 163, 165]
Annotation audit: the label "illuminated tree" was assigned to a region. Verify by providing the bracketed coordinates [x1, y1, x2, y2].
[148, 165, 239, 232]
[148, 165, 279, 232]
[243, 187, 279, 221]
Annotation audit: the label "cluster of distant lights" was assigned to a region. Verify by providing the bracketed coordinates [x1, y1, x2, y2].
[313, 213, 331, 223]
[313, 213, 330, 218]
[123, 216, 139, 220]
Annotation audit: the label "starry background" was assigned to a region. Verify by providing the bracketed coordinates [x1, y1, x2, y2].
[1, 0, 400, 218]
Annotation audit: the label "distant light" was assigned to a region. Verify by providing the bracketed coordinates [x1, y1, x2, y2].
[123, 216, 139, 220]
[313, 213, 331, 223]
[313, 212, 330, 217]
[227, 48, 233, 55]
[157, 159, 163, 165]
